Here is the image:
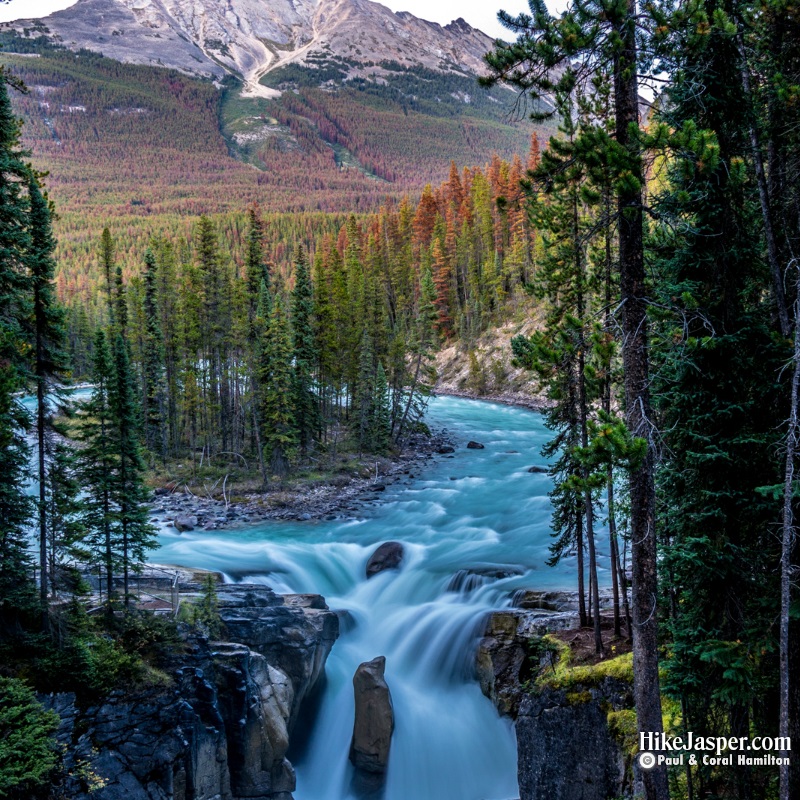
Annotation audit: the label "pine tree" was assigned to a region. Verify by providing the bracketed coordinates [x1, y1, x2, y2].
[0, 69, 36, 633]
[291, 246, 318, 455]
[260, 294, 296, 479]
[27, 172, 69, 621]
[485, 5, 668, 789]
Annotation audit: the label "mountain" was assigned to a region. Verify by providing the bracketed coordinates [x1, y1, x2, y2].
[0, 0, 548, 307]
[10, 0, 495, 95]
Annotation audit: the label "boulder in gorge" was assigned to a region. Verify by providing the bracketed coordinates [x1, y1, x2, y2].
[349, 656, 394, 775]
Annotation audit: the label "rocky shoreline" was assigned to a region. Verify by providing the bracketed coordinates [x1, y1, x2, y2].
[150, 429, 457, 532]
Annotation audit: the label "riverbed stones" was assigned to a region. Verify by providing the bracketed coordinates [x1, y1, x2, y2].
[350, 656, 394, 775]
[365, 541, 404, 578]
[437, 444, 455, 454]
[528, 465, 548, 473]
[466, 440, 485, 449]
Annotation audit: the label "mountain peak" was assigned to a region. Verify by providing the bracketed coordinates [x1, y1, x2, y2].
[9, 0, 494, 93]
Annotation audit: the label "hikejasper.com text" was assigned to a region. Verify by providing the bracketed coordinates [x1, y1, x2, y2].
[638, 732, 791, 767]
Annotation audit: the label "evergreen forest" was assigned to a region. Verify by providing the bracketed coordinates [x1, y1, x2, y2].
[0, 0, 799, 798]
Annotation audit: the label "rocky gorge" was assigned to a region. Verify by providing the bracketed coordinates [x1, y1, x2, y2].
[41, 584, 338, 800]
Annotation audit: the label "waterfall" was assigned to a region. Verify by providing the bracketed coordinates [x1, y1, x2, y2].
[155, 395, 610, 799]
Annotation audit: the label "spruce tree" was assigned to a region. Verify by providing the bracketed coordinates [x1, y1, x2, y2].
[246, 204, 268, 309]
[142, 248, 166, 461]
[396, 266, 437, 440]
[649, 6, 789, 795]
[109, 332, 155, 607]
[44, 441, 84, 598]
[355, 328, 376, 454]
[100, 227, 115, 319]
[77, 330, 118, 605]
[371, 362, 392, 454]
[260, 294, 296, 479]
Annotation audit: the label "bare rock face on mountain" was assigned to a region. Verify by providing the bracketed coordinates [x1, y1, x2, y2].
[11, 0, 495, 92]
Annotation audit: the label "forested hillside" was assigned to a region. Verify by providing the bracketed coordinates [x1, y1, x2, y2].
[0, 34, 545, 331]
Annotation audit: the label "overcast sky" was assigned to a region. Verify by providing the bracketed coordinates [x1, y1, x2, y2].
[0, 0, 563, 38]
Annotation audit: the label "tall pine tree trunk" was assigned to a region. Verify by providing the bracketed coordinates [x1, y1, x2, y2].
[614, 3, 669, 797]
[576, 195, 602, 653]
[778, 267, 800, 800]
[576, 514, 588, 628]
[37, 375, 48, 630]
[736, 31, 789, 336]
[603, 185, 624, 638]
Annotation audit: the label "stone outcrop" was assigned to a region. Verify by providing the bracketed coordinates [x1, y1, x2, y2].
[214, 585, 339, 728]
[349, 657, 394, 775]
[173, 513, 198, 532]
[477, 602, 589, 714]
[365, 542, 404, 578]
[477, 601, 636, 800]
[43, 584, 338, 800]
[516, 679, 632, 800]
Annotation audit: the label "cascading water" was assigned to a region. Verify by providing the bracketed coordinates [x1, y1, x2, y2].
[155, 396, 608, 800]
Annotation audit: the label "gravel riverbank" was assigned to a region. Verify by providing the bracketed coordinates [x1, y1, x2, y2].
[149, 429, 458, 532]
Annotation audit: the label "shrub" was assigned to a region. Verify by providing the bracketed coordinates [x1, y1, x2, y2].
[0, 677, 59, 798]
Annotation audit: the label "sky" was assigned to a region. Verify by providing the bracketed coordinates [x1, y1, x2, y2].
[382, 0, 534, 38]
[0, 0, 555, 38]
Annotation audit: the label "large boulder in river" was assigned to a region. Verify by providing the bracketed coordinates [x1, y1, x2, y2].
[173, 513, 198, 531]
[350, 656, 394, 775]
[466, 440, 485, 449]
[366, 542, 404, 578]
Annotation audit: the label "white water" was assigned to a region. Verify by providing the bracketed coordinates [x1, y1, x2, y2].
[153, 396, 601, 800]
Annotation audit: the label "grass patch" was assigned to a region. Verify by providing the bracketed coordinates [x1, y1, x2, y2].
[534, 634, 634, 690]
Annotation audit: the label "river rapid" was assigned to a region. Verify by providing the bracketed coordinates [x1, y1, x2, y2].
[154, 396, 598, 800]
